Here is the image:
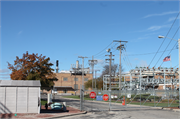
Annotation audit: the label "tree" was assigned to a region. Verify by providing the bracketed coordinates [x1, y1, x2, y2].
[85, 78, 103, 90]
[100, 64, 123, 77]
[8, 51, 57, 90]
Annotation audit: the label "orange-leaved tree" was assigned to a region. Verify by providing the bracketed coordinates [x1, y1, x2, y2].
[8, 51, 57, 90]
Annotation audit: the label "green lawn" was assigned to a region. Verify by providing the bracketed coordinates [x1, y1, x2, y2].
[41, 99, 47, 105]
[62, 95, 179, 107]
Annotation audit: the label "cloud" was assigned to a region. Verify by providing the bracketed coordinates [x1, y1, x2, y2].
[18, 31, 23, 35]
[130, 36, 149, 43]
[143, 11, 179, 19]
[147, 24, 170, 31]
[167, 16, 180, 22]
[0, 69, 10, 73]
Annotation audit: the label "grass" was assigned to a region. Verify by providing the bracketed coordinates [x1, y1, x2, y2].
[41, 99, 47, 105]
[62, 95, 179, 107]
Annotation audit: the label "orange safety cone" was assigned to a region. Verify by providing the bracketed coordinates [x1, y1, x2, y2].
[122, 101, 125, 105]
[122, 96, 125, 105]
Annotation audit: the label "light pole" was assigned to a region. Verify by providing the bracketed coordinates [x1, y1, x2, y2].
[158, 35, 180, 109]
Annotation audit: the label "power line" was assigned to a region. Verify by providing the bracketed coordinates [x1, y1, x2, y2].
[122, 56, 131, 71]
[156, 26, 180, 67]
[93, 42, 113, 56]
[124, 48, 132, 68]
[94, 43, 118, 58]
[113, 48, 177, 56]
[173, 64, 179, 68]
[148, 11, 180, 68]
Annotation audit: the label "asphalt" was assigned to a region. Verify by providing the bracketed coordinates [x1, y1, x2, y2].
[37, 95, 180, 119]
[60, 96, 180, 112]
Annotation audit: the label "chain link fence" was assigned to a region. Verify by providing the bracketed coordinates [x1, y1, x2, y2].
[80, 89, 179, 111]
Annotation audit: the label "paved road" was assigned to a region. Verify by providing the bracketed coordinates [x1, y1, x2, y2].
[42, 95, 180, 119]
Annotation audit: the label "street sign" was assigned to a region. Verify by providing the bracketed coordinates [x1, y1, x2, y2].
[90, 91, 96, 99]
[96, 95, 103, 101]
[127, 94, 131, 98]
[103, 94, 109, 101]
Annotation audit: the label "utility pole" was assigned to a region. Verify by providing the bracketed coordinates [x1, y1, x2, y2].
[72, 67, 79, 96]
[113, 40, 128, 91]
[105, 52, 114, 111]
[88, 56, 98, 90]
[78, 56, 88, 90]
[95, 70, 100, 90]
[178, 39, 180, 109]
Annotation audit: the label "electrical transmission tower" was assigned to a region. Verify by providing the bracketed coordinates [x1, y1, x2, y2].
[105, 52, 114, 111]
[88, 56, 98, 90]
[113, 40, 128, 91]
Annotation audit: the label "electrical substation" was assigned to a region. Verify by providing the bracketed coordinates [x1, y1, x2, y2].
[103, 67, 179, 91]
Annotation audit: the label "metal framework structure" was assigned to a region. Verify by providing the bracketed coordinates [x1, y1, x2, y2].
[103, 67, 179, 91]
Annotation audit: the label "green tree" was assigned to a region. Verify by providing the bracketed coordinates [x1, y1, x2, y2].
[8, 51, 57, 90]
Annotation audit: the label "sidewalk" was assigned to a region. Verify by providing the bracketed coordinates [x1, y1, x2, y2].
[0, 106, 86, 119]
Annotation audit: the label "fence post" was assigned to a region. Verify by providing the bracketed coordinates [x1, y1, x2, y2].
[168, 91, 169, 107]
[80, 85, 83, 111]
[154, 89, 155, 107]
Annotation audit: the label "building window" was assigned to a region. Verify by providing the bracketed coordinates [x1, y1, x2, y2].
[74, 78, 78, 81]
[85, 78, 88, 81]
[63, 78, 68, 81]
[74, 84, 78, 90]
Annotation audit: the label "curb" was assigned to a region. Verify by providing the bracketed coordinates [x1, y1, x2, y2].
[150, 107, 163, 109]
[44, 111, 87, 119]
[173, 109, 180, 112]
[162, 108, 172, 111]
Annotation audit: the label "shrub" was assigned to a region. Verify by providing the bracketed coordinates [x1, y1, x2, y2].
[161, 99, 174, 103]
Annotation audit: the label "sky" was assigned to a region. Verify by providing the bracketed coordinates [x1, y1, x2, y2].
[0, 0, 180, 80]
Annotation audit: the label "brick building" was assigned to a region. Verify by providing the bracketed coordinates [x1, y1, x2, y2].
[41, 60, 93, 95]
[53, 71, 93, 95]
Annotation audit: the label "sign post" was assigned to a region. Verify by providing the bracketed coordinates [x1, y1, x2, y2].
[90, 91, 96, 111]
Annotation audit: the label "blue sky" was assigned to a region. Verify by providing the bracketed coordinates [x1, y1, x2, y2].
[0, 1, 179, 80]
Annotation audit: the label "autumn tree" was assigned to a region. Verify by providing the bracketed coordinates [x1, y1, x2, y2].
[85, 78, 103, 90]
[8, 51, 57, 90]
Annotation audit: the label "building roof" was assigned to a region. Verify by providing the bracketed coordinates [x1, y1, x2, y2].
[0, 80, 41, 87]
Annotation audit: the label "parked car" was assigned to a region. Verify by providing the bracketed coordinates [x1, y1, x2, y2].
[50, 102, 63, 110]
[41, 92, 47, 95]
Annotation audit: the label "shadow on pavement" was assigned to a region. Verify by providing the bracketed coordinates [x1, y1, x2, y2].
[40, 109, 69, 113]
